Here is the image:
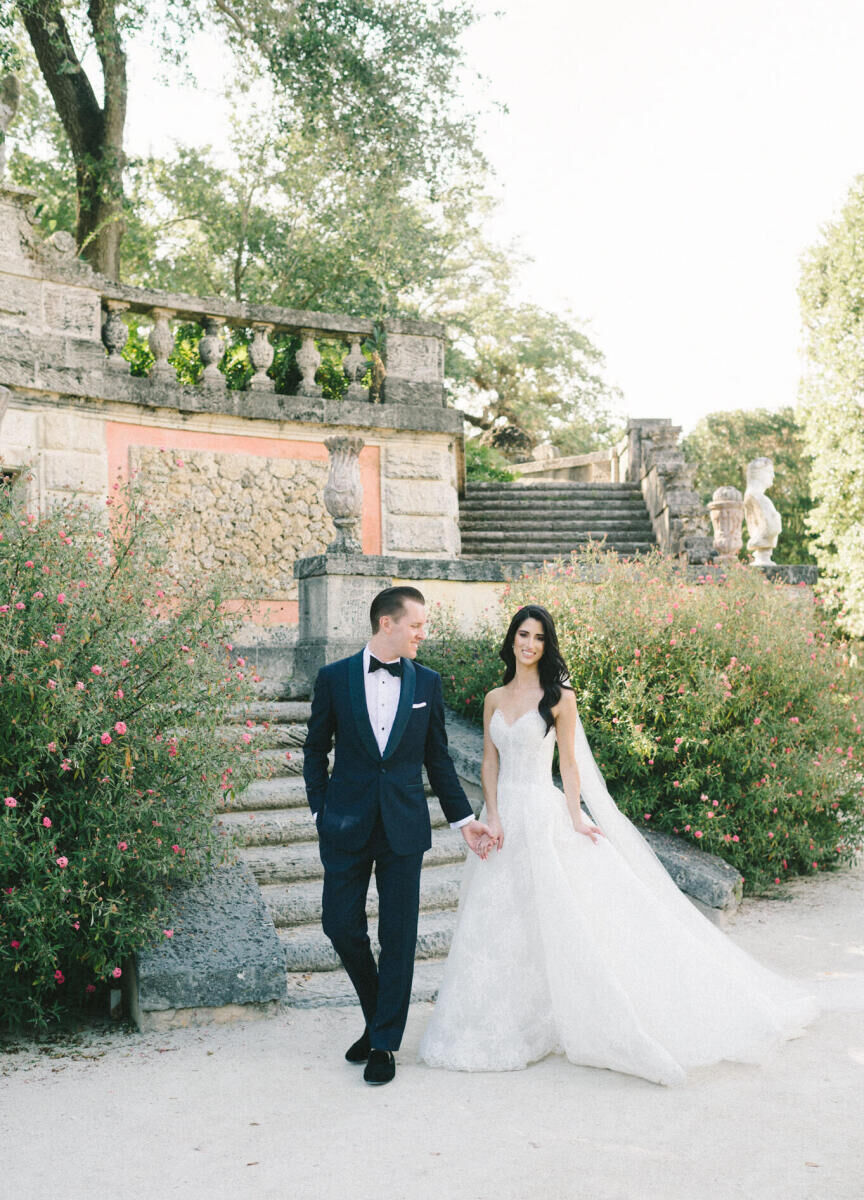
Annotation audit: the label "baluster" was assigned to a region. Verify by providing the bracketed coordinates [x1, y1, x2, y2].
[101, 300, 130, 371]
[199, 316, 227, 389]
[148, 308, 175, 380]
[248, 322, 275, 392]
[342, 336, 369, 402]
[295, 329, 322, 398]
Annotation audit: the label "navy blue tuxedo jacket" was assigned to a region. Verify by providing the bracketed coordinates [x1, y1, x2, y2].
[303, 652, 473, 856]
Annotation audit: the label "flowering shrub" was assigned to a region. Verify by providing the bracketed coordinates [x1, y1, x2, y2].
[0, 471, 259, 1031]
[422, 549, 864, 893]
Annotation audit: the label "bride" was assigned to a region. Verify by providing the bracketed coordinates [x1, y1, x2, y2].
[418, 604, 818, 1085]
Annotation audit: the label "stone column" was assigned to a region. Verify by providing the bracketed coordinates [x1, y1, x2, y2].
[708, 486, 744, 562]
[323, 435, 365, 554]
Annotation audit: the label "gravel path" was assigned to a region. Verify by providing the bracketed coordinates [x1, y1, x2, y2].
[3, 865, 863, 1200]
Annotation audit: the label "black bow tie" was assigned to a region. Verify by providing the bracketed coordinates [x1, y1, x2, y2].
[368, 655, 402, 677]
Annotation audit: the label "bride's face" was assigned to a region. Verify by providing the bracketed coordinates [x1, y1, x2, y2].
[514, 618, 545, 667]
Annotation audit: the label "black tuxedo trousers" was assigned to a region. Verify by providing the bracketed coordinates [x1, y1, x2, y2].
[303, 652, 472, 1050]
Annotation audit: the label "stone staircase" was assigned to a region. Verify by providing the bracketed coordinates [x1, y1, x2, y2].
[460, 480, 657, 559]
[217, 698, 466, 1006]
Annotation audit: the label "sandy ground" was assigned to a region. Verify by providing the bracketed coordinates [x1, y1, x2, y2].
[3, 867, 864, 1200]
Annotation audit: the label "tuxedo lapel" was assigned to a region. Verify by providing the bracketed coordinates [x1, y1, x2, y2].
[347, 651, 382, 762]
[382, 657, 416, 760]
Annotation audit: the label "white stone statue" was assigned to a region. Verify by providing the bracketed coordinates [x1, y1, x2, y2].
[743, 457, 782, 565]
[708, 485, 744, 562]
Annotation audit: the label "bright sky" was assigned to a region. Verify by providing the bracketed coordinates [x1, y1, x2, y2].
[122, 1, 864, 432]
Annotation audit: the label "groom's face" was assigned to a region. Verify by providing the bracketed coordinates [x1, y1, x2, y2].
[383, 599, 427, 660]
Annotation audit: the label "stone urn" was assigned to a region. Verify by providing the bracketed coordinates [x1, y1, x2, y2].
[707, 485, 744, 562]
[323, 436, 365, 554]
[743, 457, 782, 566]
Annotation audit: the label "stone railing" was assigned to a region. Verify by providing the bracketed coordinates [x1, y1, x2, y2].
[511, 446, 625, 482]
[624, 419, 713, 563]
[0, 183, 455, 433]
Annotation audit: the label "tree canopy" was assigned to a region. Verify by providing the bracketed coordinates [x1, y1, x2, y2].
[681, 408, 815, 566]
[798, 174, 864, 633]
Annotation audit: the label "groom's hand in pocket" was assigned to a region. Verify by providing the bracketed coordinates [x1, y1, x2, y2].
[461, 819, 494, 859]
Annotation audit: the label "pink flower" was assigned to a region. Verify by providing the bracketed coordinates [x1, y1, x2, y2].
[10, 940, 20, 949]
[47, 679, 57, 690]
[100, 733, 112, 746]
[42, 816, 52, 827]
[60, 759, 72, 771]
[118, 841, 128, 851]
[163, 929, 174, 938]
[24, 560, 34, 568]
[15, 602, 24, 610]
[115, 688, 124, 699]
[72, 921, 80, 930]
[33, 591, 44, 599]
[643, 813, 651, 820]
[171, 844, 180, 853]
[647, 758, 654, 765]
[774, 877, 780, 885]
[75, 681, 85, 691]
[753, 717, 761, 725]
[54, 969, 65, 984]
[732, 835, 739, 843]
[56, 856, 68, 868]
[241, 732, 252, 744]
[86, 984, 96, 994]
[4, 796, 17, 808]
[684, 824, 691, 832]
[789, 717, 800, 724]
[694, 831, 703, 839]
[114, 721, 127, 735]
[56, 592, 66, 604]
[673, 780, 681, 788]
[112, 967, 122, 979]
[47, 742, 56, 752]
[91, 665, 103, 675]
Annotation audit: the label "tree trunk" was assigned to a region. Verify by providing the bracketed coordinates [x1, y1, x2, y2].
[20, 0, 127, 278]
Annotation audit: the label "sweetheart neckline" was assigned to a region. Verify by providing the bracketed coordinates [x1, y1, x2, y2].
[491, 707, 543, 731]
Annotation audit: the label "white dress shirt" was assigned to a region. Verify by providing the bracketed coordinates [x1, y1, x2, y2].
[362, 644, 472, 831]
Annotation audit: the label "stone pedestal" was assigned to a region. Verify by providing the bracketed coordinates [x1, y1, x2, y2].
[293, 554, 394, 688]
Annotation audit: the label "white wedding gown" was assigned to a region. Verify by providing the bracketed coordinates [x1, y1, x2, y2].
[418, 708, 819, 1085]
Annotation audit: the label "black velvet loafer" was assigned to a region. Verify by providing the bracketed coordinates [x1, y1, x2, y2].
[345, 1030, 371, 1064]
[363, 1049, 395, 1085]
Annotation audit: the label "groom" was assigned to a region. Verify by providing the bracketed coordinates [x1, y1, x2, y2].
[303, 585, 490, 1085]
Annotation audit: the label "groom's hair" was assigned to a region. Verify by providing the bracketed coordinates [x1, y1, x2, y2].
[370, 586, 426, 632]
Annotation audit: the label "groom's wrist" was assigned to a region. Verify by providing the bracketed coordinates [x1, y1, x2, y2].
[450, 815, 474, 830]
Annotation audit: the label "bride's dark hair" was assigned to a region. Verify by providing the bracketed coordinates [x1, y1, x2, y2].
[499, 605, 571, 734]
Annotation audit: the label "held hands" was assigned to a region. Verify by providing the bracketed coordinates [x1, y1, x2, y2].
[461, 819, 496, 860]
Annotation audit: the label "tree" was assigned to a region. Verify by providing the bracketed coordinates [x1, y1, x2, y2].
[682, 409, 815, 566]
[6, 0, 481, 278]
[799, 174, 864, 633]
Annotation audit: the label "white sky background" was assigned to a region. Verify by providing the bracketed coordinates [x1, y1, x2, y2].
[122, 0, 864, 432]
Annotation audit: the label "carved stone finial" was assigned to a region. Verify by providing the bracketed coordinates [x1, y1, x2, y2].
[0, 75, 21, 178]
[743, 457, 782, 566]
[323, 435, 365, 554]
[708, 485, 744, 562]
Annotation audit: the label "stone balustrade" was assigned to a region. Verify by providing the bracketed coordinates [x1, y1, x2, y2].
[0, 182, 454, 435]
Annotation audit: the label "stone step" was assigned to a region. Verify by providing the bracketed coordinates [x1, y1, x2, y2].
[465, 482, 642, 495]
[227, 700, 312, 724]
[285, 958, 445, 1008]
[461, 529, 654, 545]
[461, 497, 648, 513]
[461, 543, 657, 558]
[460, 515, 654, 532]
[238, 824, 468, 884]
[261, 860, 465, 927]
[278, 907, 458, 972]
[220, 775, 309, 812]
[216, 724, 303, 750]
[253, 749, 307, 780]
[218, 796, 450, 848]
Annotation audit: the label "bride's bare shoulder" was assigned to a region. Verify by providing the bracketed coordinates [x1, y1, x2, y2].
[484, 686, 505, 713]
[553, 687, 578, 717]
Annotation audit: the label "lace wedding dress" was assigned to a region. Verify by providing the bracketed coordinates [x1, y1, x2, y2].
[418, 708, 818, 1085]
